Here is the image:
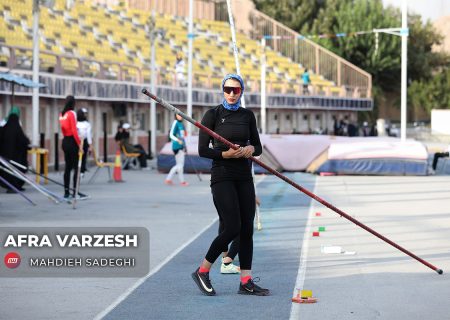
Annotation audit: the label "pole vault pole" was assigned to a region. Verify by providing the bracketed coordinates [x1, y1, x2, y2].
[226, 0, 244, 108]
[73, 141, 84, 209]
[0, 175, 36, 206]
[0, 158, 62, 204]
[142, 88, 443, 275]
[9, 160, 88, 197]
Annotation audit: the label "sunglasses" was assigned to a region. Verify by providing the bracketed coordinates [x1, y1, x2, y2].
[223, 86, 242, 95]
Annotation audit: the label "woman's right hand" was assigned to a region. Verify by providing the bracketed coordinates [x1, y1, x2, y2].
[222, 146, 244, 159]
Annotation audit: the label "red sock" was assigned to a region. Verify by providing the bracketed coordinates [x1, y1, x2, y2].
[241, 275, 252, 284]
[199, 266, 210, 273]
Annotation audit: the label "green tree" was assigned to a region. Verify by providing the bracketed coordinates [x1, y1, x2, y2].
[310, 0, 401, 92]
[253, 0, 449, 117]
[409, 69, 450, 114]
[252, 0, 325, 33]
[406, 14, 448, 82]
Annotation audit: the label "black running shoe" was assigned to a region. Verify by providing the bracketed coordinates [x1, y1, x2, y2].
[238, 277, 270, 296]
[191, 268, 216, 296]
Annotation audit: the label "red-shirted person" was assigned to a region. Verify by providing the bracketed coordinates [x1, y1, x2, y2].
[59, 95, 85, 199]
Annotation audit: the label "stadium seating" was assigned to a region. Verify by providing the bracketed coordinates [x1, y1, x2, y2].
[0, 0, 340, 94]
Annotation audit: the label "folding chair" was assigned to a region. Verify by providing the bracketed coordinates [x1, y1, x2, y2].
[121, 144, 141, 169]
[88, 148, 115, 184]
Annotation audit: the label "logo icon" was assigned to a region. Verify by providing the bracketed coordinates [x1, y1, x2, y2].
[4, 252, 21, 269]
[221, 118, 225, 123]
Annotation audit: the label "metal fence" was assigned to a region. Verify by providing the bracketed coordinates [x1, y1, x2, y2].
[248, 10, 372, 98]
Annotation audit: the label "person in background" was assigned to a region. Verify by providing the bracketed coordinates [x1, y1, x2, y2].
[347, 122, 358, 137]
[0, 106, 21, 127]
[362, 121, 370, 137]
[59, 95, 87, 199]
[302, 69, 311, 95]
[165, 114, 188, 186]
[114, 120, 125, 143]
[0, 108, 30, 193]
[332, 116, 339, 136]
[76, 108, 92, 177]
[116, 123, 148, 169]
[338, 119, 348, 136]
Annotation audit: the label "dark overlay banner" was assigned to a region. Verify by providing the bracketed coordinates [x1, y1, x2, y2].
[0, 227, 150, 277]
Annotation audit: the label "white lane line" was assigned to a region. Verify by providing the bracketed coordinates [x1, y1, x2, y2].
[289, 177, 317, 319]
[94, 175, 267, 320]
[93, 217, 218, 320]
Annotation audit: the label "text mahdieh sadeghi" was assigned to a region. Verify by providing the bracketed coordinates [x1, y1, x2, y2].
[2, 234, 139, 248]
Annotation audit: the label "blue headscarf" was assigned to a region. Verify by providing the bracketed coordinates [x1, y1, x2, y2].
[222, 74, 245, 111]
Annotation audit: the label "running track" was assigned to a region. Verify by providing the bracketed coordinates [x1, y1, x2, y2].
[103, 173, 315, 320]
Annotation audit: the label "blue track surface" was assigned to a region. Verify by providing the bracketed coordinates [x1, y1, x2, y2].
[104, 173, 315, 320]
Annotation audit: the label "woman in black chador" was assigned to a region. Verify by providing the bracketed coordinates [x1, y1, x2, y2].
[0, 110, 30, 192]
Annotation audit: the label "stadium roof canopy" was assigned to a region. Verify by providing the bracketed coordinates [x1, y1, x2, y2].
[0, 73, 46, 88]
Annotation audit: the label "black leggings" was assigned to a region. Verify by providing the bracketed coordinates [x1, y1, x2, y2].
[62, 136, 79, 195]
[81, 138, 89, 173]
[217, 211, 240, 261]
[205, 180, 255, 270]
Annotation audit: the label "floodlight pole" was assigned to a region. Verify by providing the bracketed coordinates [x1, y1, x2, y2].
[260, 37, 266, 134]
[225, 0, 245, 109]
[187, 0, 193, 136]
[400, 0, 408, 141]
[32, 0, 40, 149]
[149, 11, 157, 158]
[373, 0, 408, 141]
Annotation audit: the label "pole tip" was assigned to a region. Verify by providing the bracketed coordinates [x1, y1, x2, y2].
[141, 88, 148, 94]
[436, 269, 443, 275]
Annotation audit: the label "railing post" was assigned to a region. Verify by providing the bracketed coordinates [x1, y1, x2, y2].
[294, 37, 298, 63]
[273, 26, 277, 51]
[337, 60, 341, 87]
[315, 47, 320, 75]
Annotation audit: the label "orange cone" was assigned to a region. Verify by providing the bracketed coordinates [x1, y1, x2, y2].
[113, 149, 124, 182]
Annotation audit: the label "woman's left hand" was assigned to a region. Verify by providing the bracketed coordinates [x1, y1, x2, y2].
[238, 145, 254, 158]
